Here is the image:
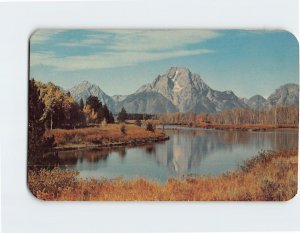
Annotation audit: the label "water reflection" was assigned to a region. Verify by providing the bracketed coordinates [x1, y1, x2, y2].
[38, 127, 298, 183]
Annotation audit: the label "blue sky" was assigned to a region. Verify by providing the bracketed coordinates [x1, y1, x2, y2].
[30, 29, 299, 98]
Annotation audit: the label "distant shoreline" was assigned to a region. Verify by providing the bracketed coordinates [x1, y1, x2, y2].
[158, 122, 298, 132]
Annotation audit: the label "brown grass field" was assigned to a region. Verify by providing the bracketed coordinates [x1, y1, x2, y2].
[44, 123, 168, 149]
[28, 148, 298, 201]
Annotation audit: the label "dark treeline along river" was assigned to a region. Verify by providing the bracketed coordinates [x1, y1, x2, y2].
[42, 126, 298, 183]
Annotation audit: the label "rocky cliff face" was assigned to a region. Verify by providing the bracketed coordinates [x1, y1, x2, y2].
[268, 83, 299, 106]
[69, 80, 115, 111]
[136, 67, 247, 113]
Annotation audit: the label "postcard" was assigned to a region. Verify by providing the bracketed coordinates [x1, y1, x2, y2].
[28, 29, 298, 201]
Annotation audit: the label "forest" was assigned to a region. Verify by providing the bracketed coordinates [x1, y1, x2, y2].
[159, 106, 299, 127]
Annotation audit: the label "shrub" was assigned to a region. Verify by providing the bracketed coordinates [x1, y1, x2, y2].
[135, 119, 142, 127]
[101, 118, 107, 127]
[120, 124, 126, 134]
[28, 168, 78, 199]
[146, 122, 155, 132]
[260, 179, 283, 201]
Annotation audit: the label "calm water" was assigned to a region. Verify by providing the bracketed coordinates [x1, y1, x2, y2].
[44, 127, 298, 183]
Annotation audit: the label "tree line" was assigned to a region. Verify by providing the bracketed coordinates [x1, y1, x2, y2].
[116, 107, 156, 122]
[28, 79, 116, 157]
[34, 80, 115, 130]
[159, 106, 299, 126]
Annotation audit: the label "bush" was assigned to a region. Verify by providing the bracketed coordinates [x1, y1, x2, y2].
[146, 122, 155, 132]
[120, 124, 126, 134]
[28, 168, 78, 199]
[135, 119, 142, 127]
[101, 118, 107, 127]
[260, 179, 283, 201]
[41, 135, 56, 148]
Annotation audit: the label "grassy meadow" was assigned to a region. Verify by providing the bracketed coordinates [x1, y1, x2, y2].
[28, 148, 298, 201]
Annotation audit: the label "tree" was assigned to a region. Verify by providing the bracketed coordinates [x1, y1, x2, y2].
[28, 79, 45, 157]
[79, 98, 84, 110]
[83, 104, 98, 124]
[108, 112, 115, 123]
[36, 82, 78, 129]
[102, 104, 110, 122]
[86, 96, 102, 113]
[117, 107, 128, 122]
[40, 83, 59, 130]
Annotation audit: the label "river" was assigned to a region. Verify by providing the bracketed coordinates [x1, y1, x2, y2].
[43, 126, 298, 183]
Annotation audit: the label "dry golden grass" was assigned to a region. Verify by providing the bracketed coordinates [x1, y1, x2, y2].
[28, 149, 298, 201]
[44, 124, 167, 148]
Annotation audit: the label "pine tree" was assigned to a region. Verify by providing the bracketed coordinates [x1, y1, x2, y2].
[117, 107, 128, 122]
[108, 112, 115, 123]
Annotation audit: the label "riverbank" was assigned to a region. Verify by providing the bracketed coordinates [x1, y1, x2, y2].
[158, 122, 298, 131]
[44, 124, 169, 150]
[194, 123, 297, 131]
[28, 148, 298, 201]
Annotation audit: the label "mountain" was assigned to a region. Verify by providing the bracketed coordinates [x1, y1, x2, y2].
[69, 81, 115, 111]
[246, 95, 269, 111]
[136, 67, 247, 113]
[114, 91, 178, 114]
[68, 68, 299, 114]
[112, 95, 128, 102]
[267, 83, 299, 106]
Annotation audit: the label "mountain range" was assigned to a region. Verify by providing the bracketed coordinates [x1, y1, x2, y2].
[68, 67, 299, 114]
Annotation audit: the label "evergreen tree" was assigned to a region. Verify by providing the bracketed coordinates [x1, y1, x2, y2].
[79, 98, 84, 110]
[86, 96, 102, 112]
[108, 112, 115, 123]
[117, 107, 128, 122]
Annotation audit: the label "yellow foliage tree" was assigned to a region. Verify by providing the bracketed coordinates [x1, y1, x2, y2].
[83, 104, 98, 124]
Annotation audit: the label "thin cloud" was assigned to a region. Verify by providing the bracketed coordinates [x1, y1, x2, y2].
[30, 49, 213, 71]
[57, 33, 112, 47]
[30, 29, 65, 44]
[30, 29, 220, 70]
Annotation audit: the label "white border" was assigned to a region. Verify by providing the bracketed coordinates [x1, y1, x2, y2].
[0, 1, 299, 232]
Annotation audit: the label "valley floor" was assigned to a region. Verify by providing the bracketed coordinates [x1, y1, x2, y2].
[28, 148, 298, 201]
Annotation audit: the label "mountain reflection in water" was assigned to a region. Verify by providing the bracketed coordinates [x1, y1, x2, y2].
[40, 127, 298, 183]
